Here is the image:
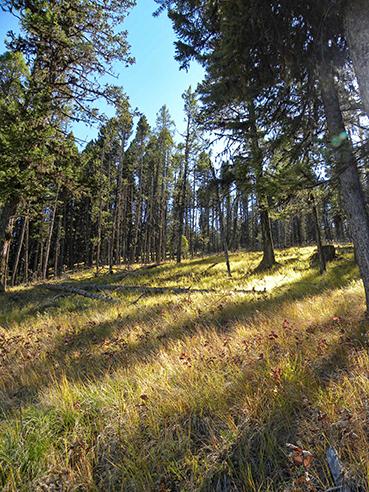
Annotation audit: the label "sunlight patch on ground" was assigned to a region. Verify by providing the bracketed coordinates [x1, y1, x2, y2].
[0, 247, 368, 491]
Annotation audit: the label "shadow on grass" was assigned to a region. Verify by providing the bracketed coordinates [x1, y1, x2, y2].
[0, 286, 107, 327]
[91, 311, 367, 491]
[0, 246, 317, 326]
[201, 320, 368, 491]
[0, 255, 232, 327]
[0, 259, 360, 415]
[0, 254, 367, 490]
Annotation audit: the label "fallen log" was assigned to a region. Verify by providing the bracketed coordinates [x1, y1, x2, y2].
[43, 284, 118, 303]
[74, 284, 267, 295]
[112, 263, 161, 281]
[200, 262, 218, 276]
[187, 262, 219, 288]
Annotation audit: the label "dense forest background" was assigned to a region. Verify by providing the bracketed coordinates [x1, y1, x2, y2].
[1, 0, 369, 310]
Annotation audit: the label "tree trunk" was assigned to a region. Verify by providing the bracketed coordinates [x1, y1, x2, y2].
[231, 195, 240, 250]
[257, 207, 276, 271]
[322, 199, 333, 242]
[248, 99, 276, 270]
[43, 187, 59, 280]
[37, 240, 44, 279]
[311, 194, 326, 275]
[319, 65, 369, 312]
[24, 213, 29, 283]
[132, 158, 144, 262]
[54, 213, 62, 277]
[211, 166, 232, 277]
[293, 216, 302, 245]
[345, 0, 369, 118]
[0, 198, 18, 292]
[177, 137, 190, 263]
[95, 199, 102, 275]
[11, 215, 28, 286]
[190, 166, 196, 257]
[333, 213, 345, 242]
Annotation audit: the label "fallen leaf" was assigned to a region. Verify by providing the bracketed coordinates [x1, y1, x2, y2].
[286, 443, 314, 469]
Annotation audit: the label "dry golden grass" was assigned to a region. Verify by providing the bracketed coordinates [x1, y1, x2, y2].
[0, 246, 368, 491]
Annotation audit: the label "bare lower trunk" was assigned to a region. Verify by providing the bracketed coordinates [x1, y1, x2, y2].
[211, 166, 232, 277]
[43, 187, 59, 280]
[54, 214, 62, 277]
[218, 206, 232, 278]
[132, 186, 143, 262]
[96, 196, 103, 275]
[24, 214, 29, 283]
[345, 0, 369, 118]
[311, 194, 326, 275]
[37, 240, 44, 279]
[319, 65, 369, 312]
[257, 207, 276, 271]
[176, 157, 189, 263]
[0, 198, 18, 292]
[248, 99, 276, 271]
[11, 215, 28, 286]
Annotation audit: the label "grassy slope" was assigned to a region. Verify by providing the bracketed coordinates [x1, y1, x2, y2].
[0, 246, 368, 491]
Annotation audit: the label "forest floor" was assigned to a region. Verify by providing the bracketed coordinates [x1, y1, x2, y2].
[0, 246, 368, 491]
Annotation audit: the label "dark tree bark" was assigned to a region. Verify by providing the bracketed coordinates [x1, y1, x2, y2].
[322, 199, 333, 242]
[177, 118, 191, 263]
[293, 216, 303, 246]
[257, 208, 276, 271]
[43, 186, 59, 280]
[211, 166, 232, 277]
[0, 197, 18, 292]
[333, 213, 345, 242]
[240, 194, 250, 248]
[37, 240, 44, 279]
[132, 153, 144, 262]
[231, 195, 240, 250]
[11, 215, 28, 286]
[54, 213, 63, 277]
[24, 213, 29, 283]
[95, 154, 105, 275]
[248, 100, 276, 271]
[345, 0, 369, 118]
[319, 65, 369, 312]
[310, 194, 326, 275]
[190, 167, 197, 257]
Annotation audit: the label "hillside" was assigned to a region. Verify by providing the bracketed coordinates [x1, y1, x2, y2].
[0, 246, 368, 491]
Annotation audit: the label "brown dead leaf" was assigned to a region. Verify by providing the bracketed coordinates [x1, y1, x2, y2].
[286, 443, 314, 469]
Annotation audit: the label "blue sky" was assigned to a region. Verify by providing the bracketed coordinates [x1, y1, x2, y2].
[0, 0, 205, 146]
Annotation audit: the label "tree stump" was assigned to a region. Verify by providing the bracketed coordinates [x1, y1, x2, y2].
[310, 245, 336, 267]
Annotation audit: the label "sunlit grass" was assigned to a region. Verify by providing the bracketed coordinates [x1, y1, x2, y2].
[0, 246, 368, 491]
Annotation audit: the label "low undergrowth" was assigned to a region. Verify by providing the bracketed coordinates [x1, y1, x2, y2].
[0, 246, 368, 491]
